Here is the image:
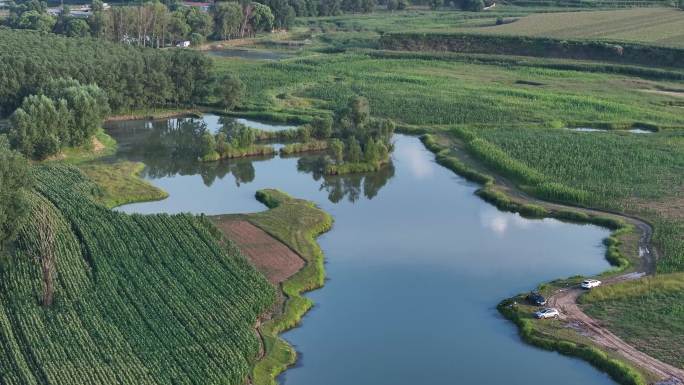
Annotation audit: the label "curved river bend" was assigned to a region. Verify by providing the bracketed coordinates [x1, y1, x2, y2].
[106, 116, 616, 385]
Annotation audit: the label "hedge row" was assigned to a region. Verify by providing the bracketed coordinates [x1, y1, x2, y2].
[380, 33, 684, 68]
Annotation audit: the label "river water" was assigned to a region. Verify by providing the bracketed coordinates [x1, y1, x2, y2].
[106, 115, 616, 385]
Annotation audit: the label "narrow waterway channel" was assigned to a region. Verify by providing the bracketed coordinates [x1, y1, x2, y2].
[106, 116, 616, 385]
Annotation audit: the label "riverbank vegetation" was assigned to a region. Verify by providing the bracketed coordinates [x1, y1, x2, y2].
[240, 189, 332, 385]
[209, 8, 684, 379]
[2, 3, 683, 383]
[580, 273, 684, 369]
[0, 164, 276, 384]
[498, 297, 649, 385]
[78, 162, 169, 208]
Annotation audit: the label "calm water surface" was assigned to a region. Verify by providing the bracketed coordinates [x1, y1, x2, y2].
[206, 48, 292, 61]
[107, 116, 616, 385]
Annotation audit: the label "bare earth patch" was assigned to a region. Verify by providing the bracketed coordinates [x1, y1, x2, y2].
[214, 219, 304, 285]
[640, 89, 684, 99]
[91, 137, 105, 152]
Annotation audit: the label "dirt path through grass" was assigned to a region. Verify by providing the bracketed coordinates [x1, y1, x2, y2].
[548, 281, 684, 384]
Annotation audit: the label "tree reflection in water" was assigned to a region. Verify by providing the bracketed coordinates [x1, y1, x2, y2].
[106, 116, 395, 203]
[296, 156, 395, 203]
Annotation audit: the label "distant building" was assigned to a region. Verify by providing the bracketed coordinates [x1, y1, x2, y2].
[46, 3, 109, 17]
[182, 1, 211, 11]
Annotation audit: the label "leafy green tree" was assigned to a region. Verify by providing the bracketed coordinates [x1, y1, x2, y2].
[299, 125, 312, 142]
[397, 0, 408, 9]
[263, 0, 295, 29]
[318, 0, 342, 15]
[190, 32, 205, 46]
[461, 0, 484, 11]
[89, 0, 107, 37]
[212, 1, 242, 39]
[215, 131, 229, 155]
[312, 117, 333, 139]
[16, 10, 55, 32]
[65, 18, 91, 37]
[386, 0, 398, 11]
[429, 0, 443, 9]
[220, 120, 256, 148]
[250, 2, 274, 32]
[216, 74, 245, 109]
[52, 4, 71, 34]
[0, 135, 32, 252]
[168, 10, 191, 43]
[43, 79, 110, 146]
[364, 137, 378, 163]
[185, 7, 213, 36]
[9, 95, 70, 159]
[349, 95, 370, 129]
[329, 138, 345, 164]
[346, 136, 362, 163]
[360, 0, 375, 12]
[200, 131, 216, 157]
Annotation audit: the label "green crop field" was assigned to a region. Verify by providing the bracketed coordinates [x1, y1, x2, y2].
[214, 18, 684, 373]
[217, 52, 684, 128]
[460, 8, 684, 48]
[0, 164, 275, 385]
[581, 273, 684, 368]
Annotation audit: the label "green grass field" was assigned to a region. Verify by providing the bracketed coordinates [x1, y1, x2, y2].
[462, 8, 684, 48]
[217, 53, 684, 128]
[212, 11, 684, 376]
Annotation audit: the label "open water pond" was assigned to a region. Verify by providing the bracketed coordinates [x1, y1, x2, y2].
[206, 48, 292, 61]
[107, 115, 617, 385]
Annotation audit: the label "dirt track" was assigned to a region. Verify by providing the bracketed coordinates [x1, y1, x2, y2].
[548, 277, 684, 384]
[539, 203, 684, 383]
[446, 142, 682, 383]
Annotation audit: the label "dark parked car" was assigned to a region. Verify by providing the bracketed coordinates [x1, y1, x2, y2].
[526, 291, 547, 306]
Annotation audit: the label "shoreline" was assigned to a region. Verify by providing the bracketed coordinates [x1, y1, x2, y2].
[73, 124, 675, 384]
[229, 190, 333, 385]
[419, 133, 683, 384]
[105, 108, 203, 122]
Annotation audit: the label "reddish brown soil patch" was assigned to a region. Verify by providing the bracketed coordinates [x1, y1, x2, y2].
[214, 219, 304, 285]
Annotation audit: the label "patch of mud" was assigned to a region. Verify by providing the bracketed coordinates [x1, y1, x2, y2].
[641, 89, 684, 98]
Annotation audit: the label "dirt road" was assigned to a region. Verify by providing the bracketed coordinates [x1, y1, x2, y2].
[446, 140, 683, 383]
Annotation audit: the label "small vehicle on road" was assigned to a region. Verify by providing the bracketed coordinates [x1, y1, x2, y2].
[534, 308, 560, 319]
[526, 291, 547, 306]
[581, 279, 602, 289]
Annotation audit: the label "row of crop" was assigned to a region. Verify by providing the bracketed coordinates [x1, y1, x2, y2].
[367, 50, 684, 82]
[0, 164, 276, 385]
[379, 33, 684, 68]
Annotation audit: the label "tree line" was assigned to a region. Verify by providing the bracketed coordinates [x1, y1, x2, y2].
[0, 28, 220, 115]
[3, 0, 386, 46]
[3, 0, 274, 44]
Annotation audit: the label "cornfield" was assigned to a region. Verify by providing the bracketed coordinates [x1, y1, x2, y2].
[0, 164, 275, 385]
